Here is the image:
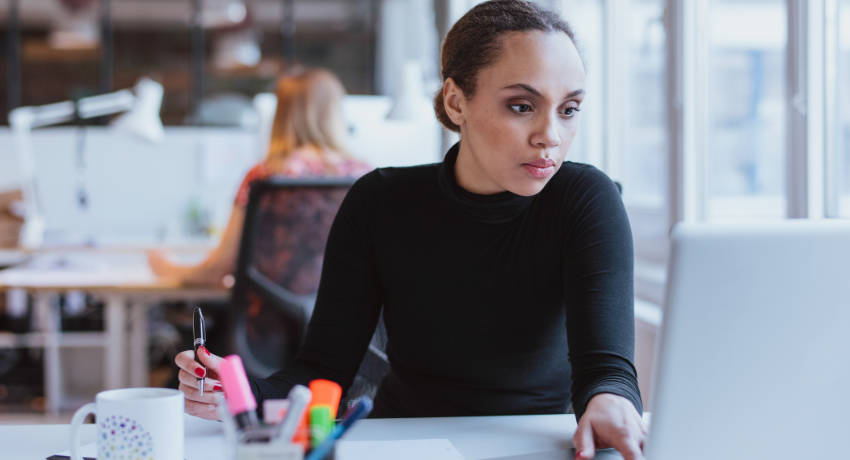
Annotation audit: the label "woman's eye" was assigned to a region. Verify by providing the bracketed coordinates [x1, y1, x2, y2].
[509, 104, 532, 113]
[562, 107, 580, 117]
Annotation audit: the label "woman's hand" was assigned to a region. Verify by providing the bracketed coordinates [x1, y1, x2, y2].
[174, 346, 225, 420]
[573, 393, 647, 460]
[148, 249, 177, 278]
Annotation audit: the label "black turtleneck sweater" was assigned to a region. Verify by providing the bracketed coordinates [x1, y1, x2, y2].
[250, 144, 642, 420]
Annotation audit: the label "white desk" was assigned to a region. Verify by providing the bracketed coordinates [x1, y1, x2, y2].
[0, 413, 622, 460]
[0, 249, 28, 267]
[0, 251, 229, 415]
[346, 414, 579, 459]
[0, 413, 223, 460]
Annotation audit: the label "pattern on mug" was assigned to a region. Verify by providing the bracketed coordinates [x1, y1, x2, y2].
[99, 415, 154, 460]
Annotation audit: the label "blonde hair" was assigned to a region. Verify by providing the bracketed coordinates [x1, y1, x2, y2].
[266, 68, 351, 170]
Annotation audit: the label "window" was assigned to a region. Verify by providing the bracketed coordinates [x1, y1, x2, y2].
[839, 0, 850, 217]
[561, 0, 606, 170]
[625, 0, 668, 302]
[625, 0, 667, 208]
[706, 0, 787, 220]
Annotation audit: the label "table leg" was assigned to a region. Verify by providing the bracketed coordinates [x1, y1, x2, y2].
[35, 292, 62, 416]
[128, 301, 150, 388]
[104, 295, 126, 390]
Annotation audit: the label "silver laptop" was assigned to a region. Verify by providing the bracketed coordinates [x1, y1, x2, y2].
[646, 220, 850, 460]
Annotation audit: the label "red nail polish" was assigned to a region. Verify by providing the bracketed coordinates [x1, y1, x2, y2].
[213, 383, 222, 391]
[203, 346, 210, 356]
[195, 367, 206, 378]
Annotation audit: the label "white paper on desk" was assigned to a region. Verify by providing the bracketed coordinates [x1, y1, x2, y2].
[335, 439, 465, 460]
[53, 434, 226, 460]
[481, 448, 624, 460]
[481, 451, 570, 460]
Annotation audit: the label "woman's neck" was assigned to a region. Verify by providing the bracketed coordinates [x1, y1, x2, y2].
[454, 140, 506, 195]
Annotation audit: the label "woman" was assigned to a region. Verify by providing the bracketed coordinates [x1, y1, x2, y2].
[148, 69, 372, 284]
[173, 2, 647, 458]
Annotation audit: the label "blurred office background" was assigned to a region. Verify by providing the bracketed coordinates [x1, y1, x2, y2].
[0, 0, 849, 422]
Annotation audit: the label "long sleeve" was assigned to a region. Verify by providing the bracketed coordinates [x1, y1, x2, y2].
[249, 172, 385, 404]
[560, 166, 643, 420]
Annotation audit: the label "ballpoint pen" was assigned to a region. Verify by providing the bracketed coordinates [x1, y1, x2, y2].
[193, 307, 206, 396]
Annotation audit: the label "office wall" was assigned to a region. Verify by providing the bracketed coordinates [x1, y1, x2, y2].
[0, 127, 258, 244]
[0, 95, 441, 245]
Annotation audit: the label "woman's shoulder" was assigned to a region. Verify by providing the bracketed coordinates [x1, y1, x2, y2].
[344, 162, 441, 202]
[359, 162, 441, 187]
[281, 148, 372, 178]
[536, 161, 624, 216]
[234, 162, 272, 207]
[546, 161, 621, 198]
[243, 162, 271, 181]
[333, 163, 441, 226]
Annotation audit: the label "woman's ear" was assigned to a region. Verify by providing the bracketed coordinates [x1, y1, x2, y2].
[443, 78, 467, 128]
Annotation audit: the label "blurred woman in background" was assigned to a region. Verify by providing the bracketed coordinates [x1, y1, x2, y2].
[148, 68, 372, 284]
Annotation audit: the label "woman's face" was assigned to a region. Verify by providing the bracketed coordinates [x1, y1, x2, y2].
[447, 30, 586, 196]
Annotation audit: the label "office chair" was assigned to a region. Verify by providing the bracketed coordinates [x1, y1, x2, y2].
[229, 177, 356, 378]
[229, 176, 392, 395]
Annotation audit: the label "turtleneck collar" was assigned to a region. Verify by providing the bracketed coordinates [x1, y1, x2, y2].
[438, 142, 535, 224]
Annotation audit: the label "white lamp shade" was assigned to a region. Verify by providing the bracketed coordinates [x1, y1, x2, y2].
[112, 77, 165, 143]
[386, 60, 433, 121]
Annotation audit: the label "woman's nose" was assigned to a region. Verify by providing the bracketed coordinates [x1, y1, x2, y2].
[532, 113, 562, 149]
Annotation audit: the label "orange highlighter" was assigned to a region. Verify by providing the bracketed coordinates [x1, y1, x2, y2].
[307, 379, 343, 448]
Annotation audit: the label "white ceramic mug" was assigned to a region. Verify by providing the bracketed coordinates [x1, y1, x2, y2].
[69, 388, 184, 460]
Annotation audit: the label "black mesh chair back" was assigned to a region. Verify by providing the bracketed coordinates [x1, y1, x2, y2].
[229, 177, 356, 378]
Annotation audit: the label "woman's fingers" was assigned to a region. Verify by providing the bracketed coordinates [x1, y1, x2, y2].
[196, 346, 225, 374]
[175, 346, 223, 380]
[573, 418, 596, 459]
[147, 249, 173, 276]
[576, 394, 647, 460]
[183, 395, 218, 420]
[179, 381, 215, 404]
[175, 349, 202, 374]
[177, 370, 221, 396]
[175, 347, 226, 420]
[608, 435, 644, 460]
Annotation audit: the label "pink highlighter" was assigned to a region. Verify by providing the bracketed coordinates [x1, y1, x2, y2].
[217, 355, 260, 431]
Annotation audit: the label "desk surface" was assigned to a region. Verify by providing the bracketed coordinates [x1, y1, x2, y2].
[0, 249, 29, 268]
[0, 251, 227, 295]
[0, 413, 610, 460]
[346, 414, 579, 459]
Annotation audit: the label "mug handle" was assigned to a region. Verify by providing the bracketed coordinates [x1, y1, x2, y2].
[70, 402, 97, 460]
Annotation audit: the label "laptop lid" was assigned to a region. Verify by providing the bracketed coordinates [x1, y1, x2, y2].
[646, 220, 850, 460]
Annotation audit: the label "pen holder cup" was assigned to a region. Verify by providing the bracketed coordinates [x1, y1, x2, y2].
[226, 426, 304, 460]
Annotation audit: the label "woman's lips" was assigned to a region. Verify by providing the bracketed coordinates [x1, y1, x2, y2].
[522, 159, 556, 178]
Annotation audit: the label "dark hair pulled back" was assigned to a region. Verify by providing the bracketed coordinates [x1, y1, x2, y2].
[434, 0, 577, 132]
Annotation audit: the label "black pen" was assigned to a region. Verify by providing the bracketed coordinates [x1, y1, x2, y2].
[193, 307, 206, 396]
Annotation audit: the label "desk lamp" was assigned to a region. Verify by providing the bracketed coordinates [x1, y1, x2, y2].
[9, 77, 165, 248]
